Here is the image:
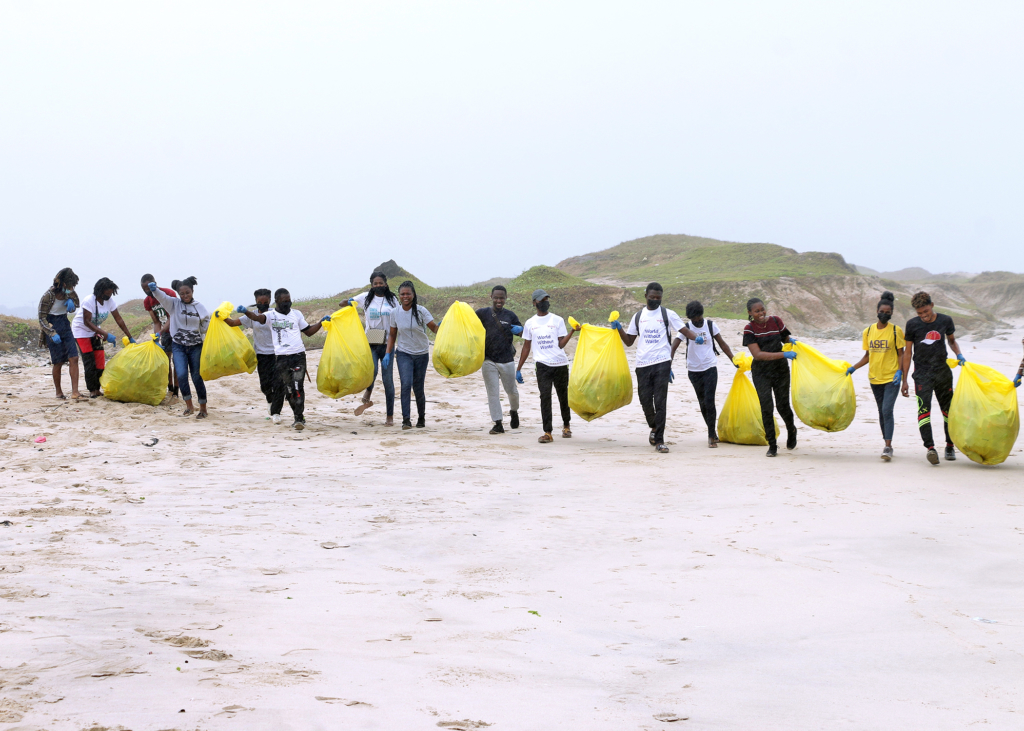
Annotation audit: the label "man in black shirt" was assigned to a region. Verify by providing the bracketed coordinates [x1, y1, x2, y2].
[901, 291, 965, 464]
[476, 286, 523, 434]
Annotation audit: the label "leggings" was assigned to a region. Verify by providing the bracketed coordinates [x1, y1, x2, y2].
[915, 372, 954, 449]
[870, 381, 899, 442]
[752, 364, 796, 448]
[687, 366, 719, 438]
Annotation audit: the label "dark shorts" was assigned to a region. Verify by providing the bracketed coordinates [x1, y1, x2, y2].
[45, 315, 78, 365]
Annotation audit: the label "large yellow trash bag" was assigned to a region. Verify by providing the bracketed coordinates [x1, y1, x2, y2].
[568, 323, 632, 421]
[946, 359, 1019, 465]
[433, 301, 485, 378]
[718, 353, 779, 445]
[200, 302, 257, 381]
[785, 341, 856, 432]
[100, 336, 169, 406]
[317, 305, 374, 398]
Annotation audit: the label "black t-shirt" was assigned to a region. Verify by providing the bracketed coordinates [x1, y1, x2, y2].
[476, 306, 522, 364]
[905, 313, 955, 380]
[742, 315, 791, 374]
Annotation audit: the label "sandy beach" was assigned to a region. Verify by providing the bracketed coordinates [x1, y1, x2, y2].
[2, 320, 1023, 730]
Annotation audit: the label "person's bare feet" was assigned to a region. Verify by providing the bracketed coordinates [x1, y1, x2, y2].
[355, 397, 373, 416]
[55, 392, 66, 400]
[385, 416, 394, 426]
[70, 391, 82, 400]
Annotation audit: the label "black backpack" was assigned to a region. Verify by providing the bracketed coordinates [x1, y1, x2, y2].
[685, 319, 720, 359]
[633, 307, 673, 345]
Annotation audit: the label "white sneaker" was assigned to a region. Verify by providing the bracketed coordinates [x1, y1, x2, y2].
[272, 414, 281, 425]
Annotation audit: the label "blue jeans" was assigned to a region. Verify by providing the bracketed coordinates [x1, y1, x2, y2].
[396, 350, 428, 422]
[172, 341, 207, 404]
[369, 343, 395, 417]
[870, 381, 899, 442]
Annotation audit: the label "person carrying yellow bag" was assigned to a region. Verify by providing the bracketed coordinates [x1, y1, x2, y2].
[742, 298, 799, 457]
[316, 302, 374, 403]
[945, 358, 1019, 465]
[100, 335, 170, 406]
[718, 353, 780, 446]
[433, 300, 486, 379]
[385, 281, 439, 430]
[262, 288, 327, 430]
[146, 277, 212, 419]
[568, 313, 632, 423]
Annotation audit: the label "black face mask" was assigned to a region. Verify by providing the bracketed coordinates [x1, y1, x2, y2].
[646, 298, 661, 310]
[878, 311, 892, 323]
[373, 286, 387, 297]
[537, 300, 551, 314]
[256, 303, 269, 313]
[276, 302, 292, 315]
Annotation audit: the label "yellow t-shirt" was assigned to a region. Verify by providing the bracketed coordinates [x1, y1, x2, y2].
[861, 323, 906, 384]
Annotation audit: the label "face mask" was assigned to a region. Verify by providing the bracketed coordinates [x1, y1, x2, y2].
[64, 288, 73, 295]
[256, 303, 269, 312]
[878, 311, 892, 323]
[537, 300, 551, 314]
[373, 286, 387, 297]
[276, 302, 292, 315]
[646, 298, 660, 310]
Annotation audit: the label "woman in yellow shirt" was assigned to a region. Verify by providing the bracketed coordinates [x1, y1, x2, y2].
[846, 291, 905, 461]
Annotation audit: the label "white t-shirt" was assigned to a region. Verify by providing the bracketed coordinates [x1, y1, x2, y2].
[266, 309, 310, 356]
[241, 316, 275, 355]
[626, 306, 684, 368]
[71, 295, 119, 339]
[683, 319, 721, 373]
[354, 292, 395, 334]
[391, 305, 434, 355]
[522, 313, 569, 367]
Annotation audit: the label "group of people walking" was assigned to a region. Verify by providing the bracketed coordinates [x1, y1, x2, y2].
[39, 268, 1024, 463]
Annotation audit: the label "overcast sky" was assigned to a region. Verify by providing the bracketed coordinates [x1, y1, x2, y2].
[2, 1, 1022, 311]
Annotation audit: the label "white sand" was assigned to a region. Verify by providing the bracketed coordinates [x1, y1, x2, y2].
[2, 321, 1023, 730]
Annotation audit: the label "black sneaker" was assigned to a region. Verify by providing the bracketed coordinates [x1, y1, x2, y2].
[416, 416, 425, 429]
[509, 411, 519, 429]
[655, 443, 670, 453]
[786, 428, 797, 450]
[402, 419, 413, 430]
[944, 445, 956, 461]
[489, 421, 505, 435]
[766, 445, 778, 457]
[292, 419, 305, 431]
[926, 448, 939, 465]
[649, 430, 657, 446]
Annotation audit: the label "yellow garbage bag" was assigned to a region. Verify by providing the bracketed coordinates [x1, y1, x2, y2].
[786, 341, 856, 432]
[200, 302, 258, 381]
[100, 336, 169, 406]
[718, 353, 779, 445]
[946, 359, 1020, 465]
[568, 323, 632, 421]
[317, 305, 375, 398]
[433, 301, 485, 378]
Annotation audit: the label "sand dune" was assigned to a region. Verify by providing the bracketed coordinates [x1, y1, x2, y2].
[1, 320, 1023, 729]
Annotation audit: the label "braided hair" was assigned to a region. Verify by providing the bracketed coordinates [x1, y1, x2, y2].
[398, 280, 421, 326]
[92, 277, 119, 301]
[366, 271, 397, 309]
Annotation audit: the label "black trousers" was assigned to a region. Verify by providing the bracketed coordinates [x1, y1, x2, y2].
[752, 364, 796, 448]
[915, 370, 954, 449]
[688, 366, 719, 438]
[271, 352, 306, 421]
[256, 353, 276, 403]
[636, 361, 672, 444]
[536, 362, 570, 434]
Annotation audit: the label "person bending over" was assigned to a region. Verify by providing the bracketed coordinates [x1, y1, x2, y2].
[141, 273, 180, 400]
[72, 277, 135, 398]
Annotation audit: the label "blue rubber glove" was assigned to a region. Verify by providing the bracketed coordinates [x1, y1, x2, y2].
[382, 353, 391, 370]
[129, 337, 137, 344]
[347, 298, 357, 307]
[320, 315, 331, 323]
[845, 366, 855, 376]
[1015, 373, 1022, 388]
[65, 299, 76, 313]
[147, 281, 157, 293]
[235, 305, 247, 314]
[214, 310, 221, 318]
[788, 337, 798, 344]
[610, 321, 622, 331]
[784, 351, 797, 360]
[105, 333, 116, 344]
[957, 354, 967, 366]
[511, 325, 523, 335]
[669, 369, 675, 383]
[516, 370, 524, 384]
[695, 334, 705, 345]
[893, 369, 903, 388]
[51, 333, 61, 344]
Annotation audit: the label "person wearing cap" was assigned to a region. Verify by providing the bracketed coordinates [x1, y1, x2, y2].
[515, 289, 580, 443]
[612, 282, 686, 453]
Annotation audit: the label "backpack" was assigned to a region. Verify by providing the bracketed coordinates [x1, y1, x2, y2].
[685, 319, 720, 360]
[633, 307, 673, 346]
